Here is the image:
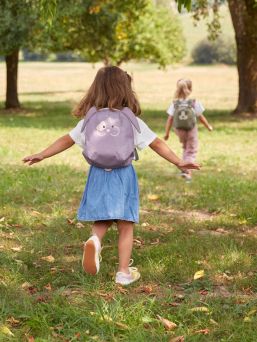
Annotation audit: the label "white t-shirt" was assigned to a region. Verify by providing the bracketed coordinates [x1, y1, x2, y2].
[167, 100, 205, 117]
[69, 117, 157, 151]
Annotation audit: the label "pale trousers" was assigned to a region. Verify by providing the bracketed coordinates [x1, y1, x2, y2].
[175, 126, 198, 163]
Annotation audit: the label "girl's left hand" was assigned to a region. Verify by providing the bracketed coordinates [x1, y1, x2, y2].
[177, 161, 201, 170]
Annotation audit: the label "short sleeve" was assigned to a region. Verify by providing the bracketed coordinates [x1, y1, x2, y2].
[194, 101, 205, 116]
[134, 118, 157, 150]
[167, 103, 175, 116]
[69, 119, 85, 148]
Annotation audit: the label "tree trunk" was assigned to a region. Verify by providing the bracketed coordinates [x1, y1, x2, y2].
[228, 0, 257, 116]
[5, 49, 20, 109]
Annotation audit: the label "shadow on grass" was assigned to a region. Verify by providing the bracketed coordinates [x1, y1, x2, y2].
[1, 101, 255, 131]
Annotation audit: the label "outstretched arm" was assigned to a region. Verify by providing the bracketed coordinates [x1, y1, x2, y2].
[23, 134, 74, 165]
[149, 137, 200, 170]
[164, 116, 173, 140]
[199, 114, 213, 131]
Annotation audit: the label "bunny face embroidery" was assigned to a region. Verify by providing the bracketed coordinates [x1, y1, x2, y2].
[96, 117, 120, 137]
[179, 110, 188, 121]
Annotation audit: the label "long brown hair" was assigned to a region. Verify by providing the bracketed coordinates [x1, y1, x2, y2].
[73, 66, 141, 117]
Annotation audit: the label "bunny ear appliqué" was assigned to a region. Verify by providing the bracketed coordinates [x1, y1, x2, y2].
[120, 107, 141, 133]
[81, 106, 98, 132]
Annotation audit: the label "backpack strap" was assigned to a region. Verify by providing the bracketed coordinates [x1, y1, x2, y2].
[120, 107, 141, 133]
[81, 106, 98, 132]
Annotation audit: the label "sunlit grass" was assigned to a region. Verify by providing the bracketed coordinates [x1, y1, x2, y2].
[0, 64, 257, 341]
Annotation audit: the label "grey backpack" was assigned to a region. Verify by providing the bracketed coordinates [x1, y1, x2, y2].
[173, 99, 196, 130]
[81, 107, 141, 169]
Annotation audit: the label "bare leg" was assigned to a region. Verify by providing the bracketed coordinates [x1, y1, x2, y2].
[117, 220, 134, 274]
[92, 220, 113, 242]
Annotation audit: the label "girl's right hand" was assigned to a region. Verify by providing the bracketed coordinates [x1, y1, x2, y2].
[163, 134, 169, 141]
[23, 153, 44, 165]
[177, 161, 201, 170]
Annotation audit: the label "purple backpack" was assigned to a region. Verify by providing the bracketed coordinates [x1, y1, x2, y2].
[81, 106, 141, 169]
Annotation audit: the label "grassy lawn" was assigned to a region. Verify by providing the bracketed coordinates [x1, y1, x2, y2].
[0, 63, 257, 341]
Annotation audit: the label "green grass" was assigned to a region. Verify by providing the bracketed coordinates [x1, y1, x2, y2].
[0, 58, 255, 342]
[0, 98, 257, 341]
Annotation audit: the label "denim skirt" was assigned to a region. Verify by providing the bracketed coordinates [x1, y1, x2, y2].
[78, 165, 139, 223]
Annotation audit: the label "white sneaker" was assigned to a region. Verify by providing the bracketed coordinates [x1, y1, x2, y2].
[115, 267, 141, 286]
[82, 235, 101, 275]
[181, 172, 192, 182]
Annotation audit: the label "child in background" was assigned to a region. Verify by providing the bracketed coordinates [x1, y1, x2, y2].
[164, 79, 212, 182]
[23, 67, 200, 286]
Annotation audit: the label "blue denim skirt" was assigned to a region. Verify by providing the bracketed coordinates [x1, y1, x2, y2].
[78, 165, 139, 223]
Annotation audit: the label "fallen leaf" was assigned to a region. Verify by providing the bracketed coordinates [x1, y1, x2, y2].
[0, 325, 14, 336]
[75, 332, 81, 339]
[115, 321, 129, 330]
[243, 317, 252, 322]
[67, 218, 75, 225]
[31, 210, 41, 216]
[141, 222, 149, 227]
[247, 309, 257, 316]
[27, 336, 35, 342]
[190, 307, 209, 313]
[21, 282, 32, 290]
[169, 302, 181, 307]
[11, 246, 22, 252]
[147, 194, 160, 201]
[136, 285, 155, 294]
[150, 238, 160, 245]
[194, 328, 209, 335]
[157, 315, 177, 330]
[41, 255, 55, 263]
[199, 289, 208, 295]
[97, 291, 114, 301]
[6, 317, 20, 326]
[169, 336, 184, 342]
[194, 270, 205, 280]
[11, 224, 22, 228]
[44, 283, 52, 291]
[116, 285, 129, 294]
[0, 217, 5, 222]
[76, 222, 84, 228]
[210, 319, 218, 326]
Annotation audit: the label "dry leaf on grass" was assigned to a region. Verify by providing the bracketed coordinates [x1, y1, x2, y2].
[0, 217, 5, 222]
[116, 285, 129, 294]
[27, 336, 35, 342]
[194, 328, 210, 335]
[76, 222, 84, 228]
[41, 255, 55, 263]
[0, 325, 14, 336]
[169, 336, 184, 342]
[67, 218, 75, 225]
[21, 282, 32, 290]
[150, 238, 160, 245]
[44, 283, 52, 291]
[6, 317, 20, 326]
[194, 270, 205, 280]
[31, 210, 41, 216]
[147, 194, 160, 201]
[11, 246, 22, 252]
[190, 307, 209, 313]
[157, 315, 177, 330]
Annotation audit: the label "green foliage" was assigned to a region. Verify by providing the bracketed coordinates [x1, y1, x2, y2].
[192, 37, 236, 65]
[0, 0, 39, 55]
[49, 0, 185, 66]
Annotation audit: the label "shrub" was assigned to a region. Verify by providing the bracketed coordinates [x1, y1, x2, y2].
[191, 37, 236, 65]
